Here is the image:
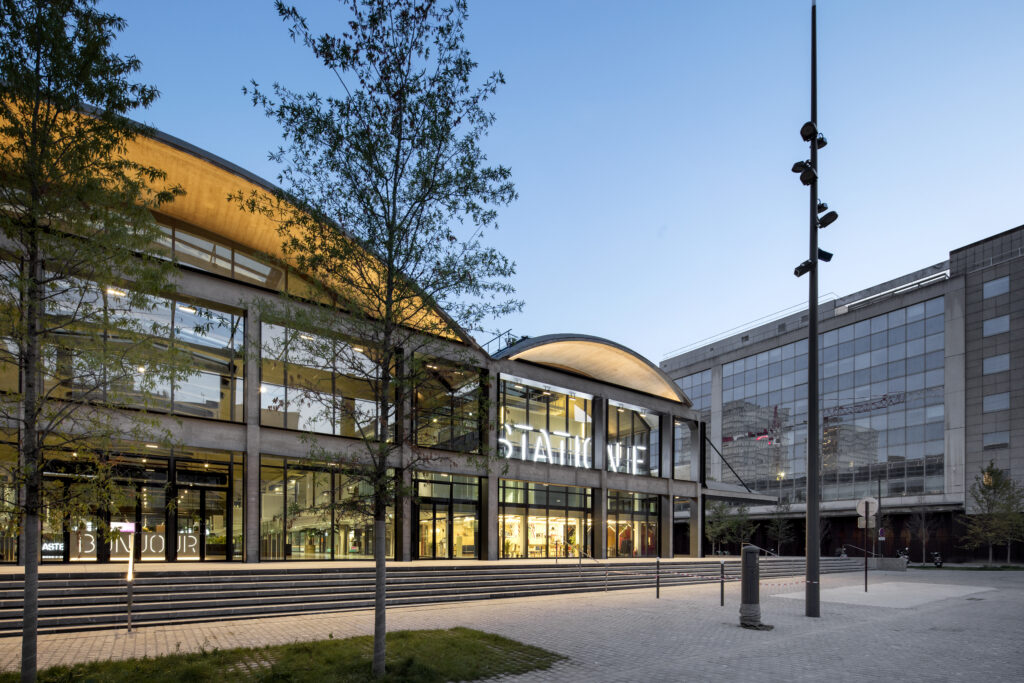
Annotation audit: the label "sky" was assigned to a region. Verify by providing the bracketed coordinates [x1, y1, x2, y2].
[100, 0, 1024, 363]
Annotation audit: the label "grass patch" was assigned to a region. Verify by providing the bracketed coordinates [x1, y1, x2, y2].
[1, 627, 564, 682]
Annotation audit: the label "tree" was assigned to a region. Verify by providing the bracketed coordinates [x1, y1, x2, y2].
[704, 500, 731, 555]
[765, 499, 795, 555]
[725, 503, 755, 548]
[237, 0, 517, 676]
[960, 462, 1024, 565]
[0, 2, 183, 680]
[904, 509, 940, 564]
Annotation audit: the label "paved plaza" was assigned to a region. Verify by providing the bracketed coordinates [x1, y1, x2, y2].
[2, 568, 1022, 681]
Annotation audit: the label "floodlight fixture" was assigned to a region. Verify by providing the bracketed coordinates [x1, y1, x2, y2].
[800, 121, 817, 142]
[817, 210, 838, 228]
[816, 133, 828, 149]
[817, 201, 828, 214]
[792, 160, 811, 173]
[794, 260, 813, 277]
[818, 248, 833, 262]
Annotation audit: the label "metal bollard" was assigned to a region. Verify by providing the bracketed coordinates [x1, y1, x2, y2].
[739, 545, 772, 630]
[720, 561, 725, 606]
[656, 558, 660, 599]
[126, 579, 133, 633]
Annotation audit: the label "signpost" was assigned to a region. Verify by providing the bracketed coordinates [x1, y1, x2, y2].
[855, 498, 876, 592]
[112, 522, 136, 633]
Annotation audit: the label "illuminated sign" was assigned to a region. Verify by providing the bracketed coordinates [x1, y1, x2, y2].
[500, 424, 592, 468]
[606, 443, 647, 475]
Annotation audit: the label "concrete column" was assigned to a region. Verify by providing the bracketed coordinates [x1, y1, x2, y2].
[483, 463, 499, 560]
[659, 414, 672, 479]
[943, 281, 966, 497]
[395, 465, 413, 561]
[659, 494, 673, 557]
[592, 397, 607, 471]
[709, 364, 723, 482]
[243, 307, 261, 563]
[594, 479, 608, 559]
[689, 495, 703, 557]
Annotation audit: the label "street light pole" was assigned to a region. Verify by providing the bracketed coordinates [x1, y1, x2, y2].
[805, 0, 821, 619]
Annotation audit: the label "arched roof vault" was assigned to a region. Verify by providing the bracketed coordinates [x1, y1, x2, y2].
[494, 334, 691, 405]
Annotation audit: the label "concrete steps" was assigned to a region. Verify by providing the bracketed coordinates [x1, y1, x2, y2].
[0, 557, 860, 636]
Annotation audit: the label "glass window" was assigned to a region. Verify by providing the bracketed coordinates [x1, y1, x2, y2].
[983, 354, 1010, 375]
[983, 315, 1010, 337]
[983, 431, 1009, 450]
[983, 276, 1009, 299]
[607, 401, 660, 477]
[499, 375, 592, 468]
[606, 490, 658, 558]
[415, 360, 483, 454]
[983, 392, 1009, 413]
[499, 479, 591, 559]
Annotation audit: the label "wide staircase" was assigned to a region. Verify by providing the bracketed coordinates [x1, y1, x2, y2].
[0, 556, 861, 636]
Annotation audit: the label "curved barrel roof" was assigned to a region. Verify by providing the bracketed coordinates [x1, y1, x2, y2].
[494, 334, 690, 404]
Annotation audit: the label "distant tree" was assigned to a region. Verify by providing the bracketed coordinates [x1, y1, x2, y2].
[705, 500, 731, 555]
[960, 462, 1024, 565]
[0, 1, 184, 681]
[725, 503, 755, 548]
[765, 499, 795, 555]
[237, 0, 517, 676]
[904, 510, 941, 563]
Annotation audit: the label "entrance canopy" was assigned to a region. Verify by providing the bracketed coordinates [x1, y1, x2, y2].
[494, 334, 690, 404]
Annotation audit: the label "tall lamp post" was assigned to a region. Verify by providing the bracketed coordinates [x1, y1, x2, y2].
[791, 0, 838, 618]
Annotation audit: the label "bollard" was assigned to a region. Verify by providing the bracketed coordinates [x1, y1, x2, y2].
[739, 545, 772, 630]
[656, 558, 660, 599]
[720, 561, 725, 606]
[126, 579, 133, 634]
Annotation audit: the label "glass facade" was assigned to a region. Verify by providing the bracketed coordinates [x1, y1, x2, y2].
[38, 446, 242, 562]
[260, 324, 395, 440]
[499, 480, 593, 558]
[606, 401, 659, 476]
[606, 490, 659, 558]
[413, 473, 480, 559]
[414, 361, 484, 453]
[46, 290, 244, 422]
[498, 376, 593, 468]
[708, 296, 945, 502]
[674, 370, 710, 481]
[259, 456, 394, 560]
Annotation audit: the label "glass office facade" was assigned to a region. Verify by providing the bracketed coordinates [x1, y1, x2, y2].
[686, 296, 946, 502]
[498, 376, 593, 467]
[499, 480, 593, 558]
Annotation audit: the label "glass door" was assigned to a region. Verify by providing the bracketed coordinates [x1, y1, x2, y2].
[204, 490, 228, 560]
[434, 503, 449, 558]
[177, 488, 202, 560]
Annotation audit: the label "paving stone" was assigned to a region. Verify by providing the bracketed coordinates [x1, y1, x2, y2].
[1, 568, 1022, 681]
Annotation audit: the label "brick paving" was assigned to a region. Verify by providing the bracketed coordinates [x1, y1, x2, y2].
[3, 568, 1023, 681]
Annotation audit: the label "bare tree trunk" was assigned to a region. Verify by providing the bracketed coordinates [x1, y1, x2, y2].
[21, 247, 43, 683]
[372, 505, 387, 677]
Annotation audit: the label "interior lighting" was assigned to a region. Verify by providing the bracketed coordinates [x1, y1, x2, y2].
[106, 287, 127, 298]
[145, 443, 158, 449]
[177, 305, 196, 314]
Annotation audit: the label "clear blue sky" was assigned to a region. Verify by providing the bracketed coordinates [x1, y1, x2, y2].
[101, 0, 1024, 363]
